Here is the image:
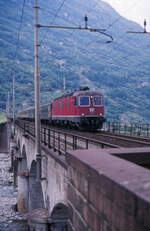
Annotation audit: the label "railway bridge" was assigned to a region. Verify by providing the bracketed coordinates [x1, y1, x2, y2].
[8, 120, 150, 231]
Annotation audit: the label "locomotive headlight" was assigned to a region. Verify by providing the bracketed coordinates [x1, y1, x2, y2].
[99, 113, 102, 116]
[82, 113, 85, 116]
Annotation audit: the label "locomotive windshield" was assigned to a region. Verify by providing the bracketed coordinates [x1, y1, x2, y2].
[93, 96, 103, 106]
[79, 96, 90, 106]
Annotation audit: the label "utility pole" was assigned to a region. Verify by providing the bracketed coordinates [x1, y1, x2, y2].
[34, 0, 41, 181]
[12, 75, 15, 135]
[6, 91, 10, 153]
[7, 92, 10, 119]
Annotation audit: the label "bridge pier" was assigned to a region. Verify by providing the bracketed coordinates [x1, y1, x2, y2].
[18, 172, 29, 213]
[27, 208, 68, 231]
[9, 136, 21, 187]
[28, 161, 45, 211]
[9, 136, 17, 170]
[0, 122, 9, 153]
[28, 208, 49, 231]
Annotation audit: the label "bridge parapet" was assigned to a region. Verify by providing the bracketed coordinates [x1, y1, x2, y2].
[66, 148, 150, 231]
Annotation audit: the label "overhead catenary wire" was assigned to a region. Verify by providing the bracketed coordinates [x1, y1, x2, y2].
[39, 0, 103, 46]
[39, 6, 113, 47]
[87, 0, 141, 47]
[84, 1, 150, 66]
[10, 0, 27, 121]
[39, 0, 67, 44]
[62, 0, 100, 38]
[111, 18, 150, 62]
[39, 7, 79, 27]
[12, 0, 145, 60]
[39, 6, 81, 40]
[11, 0, 148, 69]
[2, 0, 149, 116]
[51, 0, 67, 24]
[14, 0, 26, 59]
[10, 0, 149, 80]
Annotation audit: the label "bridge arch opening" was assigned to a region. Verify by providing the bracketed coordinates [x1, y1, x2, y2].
[28, 160, 44, 211]
[49, 203, 69, 231]
[51, 203, 69, 219]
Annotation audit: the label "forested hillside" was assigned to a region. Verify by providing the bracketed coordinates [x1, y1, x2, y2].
[0, 0, 150, 122]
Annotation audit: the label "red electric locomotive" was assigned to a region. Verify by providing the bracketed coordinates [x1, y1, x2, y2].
[18, 88, 106, 131]
[51, 88, 106, 131]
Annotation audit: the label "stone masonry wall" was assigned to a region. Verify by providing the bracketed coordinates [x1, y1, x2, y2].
[66, 149, 150, 231]
[0, 122, 8, 153]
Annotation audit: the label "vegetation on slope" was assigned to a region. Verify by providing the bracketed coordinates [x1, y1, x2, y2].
[0, 0, 150, 122]
[0, 114, 6, 124]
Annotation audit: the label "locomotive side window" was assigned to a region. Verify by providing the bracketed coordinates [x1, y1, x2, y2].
[67, 100, 69, 107]
[53, 104, 56, 110]
[74, 97, 77, 105]
[79, 96, 90, 106]
[93, 96, 103, 106]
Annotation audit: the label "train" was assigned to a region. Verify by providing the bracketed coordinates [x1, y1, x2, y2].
[18, 87, 106, 131]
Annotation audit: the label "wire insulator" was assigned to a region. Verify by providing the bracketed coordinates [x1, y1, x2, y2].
[144, 19, 147, 32]
[84, 15, 88, 29]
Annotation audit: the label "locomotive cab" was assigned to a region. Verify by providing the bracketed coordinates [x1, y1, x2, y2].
[76, 91, 106, 131]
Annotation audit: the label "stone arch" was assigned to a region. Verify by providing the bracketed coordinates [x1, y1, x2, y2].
[28, 160, 44, 212]
[49, 203, 69, 231]
[17, 144, 29, 213]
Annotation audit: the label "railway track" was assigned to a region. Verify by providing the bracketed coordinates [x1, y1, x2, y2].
[80, 131, 150, 148]
[49, 125, 150, 148]
[97, 132, 150, 147]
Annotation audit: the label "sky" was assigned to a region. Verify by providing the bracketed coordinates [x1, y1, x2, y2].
[104, 0, 150, 28]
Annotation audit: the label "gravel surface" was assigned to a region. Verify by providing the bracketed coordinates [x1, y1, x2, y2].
[0, 153, 28, 231]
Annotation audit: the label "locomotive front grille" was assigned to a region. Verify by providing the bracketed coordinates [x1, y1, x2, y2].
[80, 116, 105, 129]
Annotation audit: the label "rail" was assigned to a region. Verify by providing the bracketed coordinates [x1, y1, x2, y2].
[15, 119, 118, 155]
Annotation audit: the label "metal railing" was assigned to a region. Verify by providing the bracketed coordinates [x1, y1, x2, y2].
[15, 119, 118, 156]
[103, 122, 150, 137]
